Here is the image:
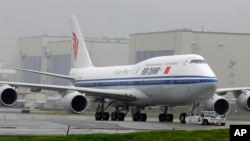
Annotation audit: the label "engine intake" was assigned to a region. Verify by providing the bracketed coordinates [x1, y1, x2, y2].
[205, 94, 230, 115]
[60, 91, 89, 114]
[0, 85, 18, 107]
[235, 91, 250, 111]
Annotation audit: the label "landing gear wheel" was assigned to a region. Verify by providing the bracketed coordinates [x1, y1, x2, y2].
[111, 112, 118, 121]
[179, 113, 187, 124]
[133, 112, 147, 122]
[166, 114, 173, 122]
[140, 113, 147, 122]
[202, 119, 209, 125]
[111, 112, 125, 121]
[158, 114, 173, 122]
[159, 114, 167, 122]
[95, 112, 103, 121]
[117, 113, 125, 121]
[102, 112, 109, 121]
[133, 112, 141, 121]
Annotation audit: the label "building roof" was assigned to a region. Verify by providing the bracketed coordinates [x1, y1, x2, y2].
[130, 29, 250, 36]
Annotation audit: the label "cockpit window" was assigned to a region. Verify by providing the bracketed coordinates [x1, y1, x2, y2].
[190, 59, 206, 64]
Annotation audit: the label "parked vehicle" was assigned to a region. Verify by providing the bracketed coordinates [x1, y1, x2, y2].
[185, 111, 226, 126]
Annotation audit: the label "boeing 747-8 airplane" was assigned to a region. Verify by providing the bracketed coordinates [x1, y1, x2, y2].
[0, 15, 250, 123]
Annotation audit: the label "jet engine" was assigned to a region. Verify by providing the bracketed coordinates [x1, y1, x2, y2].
[0, 85, 17, 107]
[235, 90, 250, 111]
[205, 94, 230, 115]
[60, 91, 89, 114]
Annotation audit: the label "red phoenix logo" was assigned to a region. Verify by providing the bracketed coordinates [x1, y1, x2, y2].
[72, 32, 79, 60]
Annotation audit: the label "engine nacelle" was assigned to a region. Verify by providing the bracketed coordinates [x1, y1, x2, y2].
[205, 94, 230, 115]
[0, 85, 18, 107]
[60, 91, 89, 114]
[235, 91, 250, 111]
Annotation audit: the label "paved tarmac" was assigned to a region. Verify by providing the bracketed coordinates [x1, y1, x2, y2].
[1, 111, 248, 136]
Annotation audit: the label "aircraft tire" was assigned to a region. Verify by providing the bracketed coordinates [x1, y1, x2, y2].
[202, 119, 209, 125]
[179, 113, 187, 124]
[158, 114, 167, 122]
[166, 114, 174, 122]
[111, 112, 118, 121]
[102, 112, 109, 121]
[117, 113, 125, 121]
[140, 113, 147, 122]
[95, 112, 102, 121]
[133, 112, 140, 121]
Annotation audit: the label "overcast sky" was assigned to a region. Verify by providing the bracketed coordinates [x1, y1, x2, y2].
[1, 0, 250, 67]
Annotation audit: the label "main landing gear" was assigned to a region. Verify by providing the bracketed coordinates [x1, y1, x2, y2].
[110, 107, 128, 121]
[95, 99, 111, 121]
[131, 107, 147, 122]
[95, 98, 127, 121]
[158, 106, 174, 122]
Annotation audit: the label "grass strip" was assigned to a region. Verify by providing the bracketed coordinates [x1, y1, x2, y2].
[0, 129, 229, 141]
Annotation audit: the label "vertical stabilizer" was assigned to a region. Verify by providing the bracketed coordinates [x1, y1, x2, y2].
[70, 15, 93, 68]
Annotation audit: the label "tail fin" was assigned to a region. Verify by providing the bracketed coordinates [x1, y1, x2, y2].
[70, 15, 93, 68]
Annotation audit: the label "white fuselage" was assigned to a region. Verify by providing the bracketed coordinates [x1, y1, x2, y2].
[70, 54, 218, 107]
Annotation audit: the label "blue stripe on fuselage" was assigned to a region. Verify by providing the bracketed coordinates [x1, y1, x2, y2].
[74, 75, 218, 87]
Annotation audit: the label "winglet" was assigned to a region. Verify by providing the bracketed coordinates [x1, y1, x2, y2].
[70, 15, 93, 68]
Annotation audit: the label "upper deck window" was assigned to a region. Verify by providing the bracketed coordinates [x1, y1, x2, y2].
[190, 59, 206, 64]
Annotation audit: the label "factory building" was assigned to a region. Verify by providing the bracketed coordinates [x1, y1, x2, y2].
[130, 29, 250, 88]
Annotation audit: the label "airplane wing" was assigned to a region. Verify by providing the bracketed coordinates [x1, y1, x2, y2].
[0, 81, 139, 101]
[16, 68, 74, 80]
[0, 69, 16, 74]
[216, 87, 250, 95]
